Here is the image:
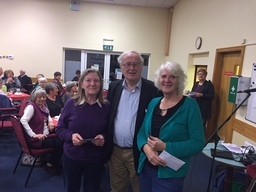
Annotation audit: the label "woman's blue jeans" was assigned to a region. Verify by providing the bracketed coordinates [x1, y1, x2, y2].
[139, 165, 184, 192]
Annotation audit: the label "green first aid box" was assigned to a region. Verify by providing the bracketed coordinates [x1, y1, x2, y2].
[228, 76, 250, 105]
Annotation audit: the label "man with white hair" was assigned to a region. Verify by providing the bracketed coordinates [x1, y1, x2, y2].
[18, 69, 33, 93]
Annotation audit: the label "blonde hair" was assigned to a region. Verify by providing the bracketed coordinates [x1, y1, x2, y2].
[197, 68, 208, 76]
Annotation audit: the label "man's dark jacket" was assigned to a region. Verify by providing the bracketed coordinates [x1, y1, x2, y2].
[105, 78, 161, 171]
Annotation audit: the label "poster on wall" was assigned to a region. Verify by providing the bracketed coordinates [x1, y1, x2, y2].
[245, 63, 256, 124]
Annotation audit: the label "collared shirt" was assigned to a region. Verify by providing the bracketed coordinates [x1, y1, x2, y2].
[113, 79, 141, 148]
[79, 98, 102, 108]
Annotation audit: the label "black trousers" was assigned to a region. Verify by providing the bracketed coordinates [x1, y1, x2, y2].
[63, 154, 104, 192]
[41, 136, 63, 165]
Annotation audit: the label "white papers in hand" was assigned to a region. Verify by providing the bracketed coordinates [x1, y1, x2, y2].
[159, 150, 185, 171]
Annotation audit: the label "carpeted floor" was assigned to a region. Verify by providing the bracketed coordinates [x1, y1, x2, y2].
[0, 133, 223, 192]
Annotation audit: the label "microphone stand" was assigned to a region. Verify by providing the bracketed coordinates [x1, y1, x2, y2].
[205, 93, 251, 192]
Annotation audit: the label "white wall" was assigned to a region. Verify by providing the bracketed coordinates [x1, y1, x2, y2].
[168, 0, 256, 142]
[0, 0, 168, 79]
[169, 0, 256, 82]
[1, 0, 255, 141]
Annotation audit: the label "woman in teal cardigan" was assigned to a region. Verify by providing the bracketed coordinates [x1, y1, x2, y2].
[137, 62, 205, 192]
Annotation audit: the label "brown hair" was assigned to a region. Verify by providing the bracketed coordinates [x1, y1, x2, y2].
[5, 69, 14, 76]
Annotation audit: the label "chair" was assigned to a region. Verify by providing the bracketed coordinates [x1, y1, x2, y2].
[0, 95, 18, 134]
[16, 98, 29, 117]
[0, 97, 28, 130]
[10, 116, 54, 187]
[246, 164, 256, 192]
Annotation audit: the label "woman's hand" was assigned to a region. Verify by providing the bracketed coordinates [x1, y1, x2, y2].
[143, 144, 166, 167]
[147, 135, 166, 151]
[48, 121, 55, 132]
[71, 133, 85, 146]
[7, 77, 13, 83]
[33, 134, 47, 141]
[195, 92, 203, 98]
[91, 134, 105, 147]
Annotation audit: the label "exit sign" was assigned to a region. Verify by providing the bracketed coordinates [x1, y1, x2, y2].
[103, 45, 113, 51]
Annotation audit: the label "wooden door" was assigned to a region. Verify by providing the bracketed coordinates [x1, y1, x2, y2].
[207, 46, 245, 143]
[216, 53, 240, 141]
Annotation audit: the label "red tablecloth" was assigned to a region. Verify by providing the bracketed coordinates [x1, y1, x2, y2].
[7, 93, 30, 101]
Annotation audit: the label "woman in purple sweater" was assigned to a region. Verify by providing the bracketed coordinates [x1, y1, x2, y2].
[56, 69, 110, 192]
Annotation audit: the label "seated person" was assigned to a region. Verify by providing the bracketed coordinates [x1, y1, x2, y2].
[18, 69, 33, 93]
[37, 77, 48, 90]
[0, 94, 13, 108]
[52, 71, 65, 97]
[109, 72, 117, 82]
[62, 81, 78, 104]
[45, 82, 63, 117]
[3, 69, 21, 92]
[32, 77, 48, 92]
[33, 74, 44, 90]
[72, 70, 81, 82]
[0, 78, 7, 95]
[0, 79, 13, 103]
[20, 89, 63, 175]
[1, 69, 8, 80]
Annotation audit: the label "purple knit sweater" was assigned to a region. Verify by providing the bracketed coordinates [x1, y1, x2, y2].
[56, 98, 110, 163]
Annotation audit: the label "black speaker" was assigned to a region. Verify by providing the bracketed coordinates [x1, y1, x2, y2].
[240, 156, 254, 166]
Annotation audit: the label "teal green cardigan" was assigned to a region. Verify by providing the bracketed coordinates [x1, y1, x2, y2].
[137, 96, 205, 178]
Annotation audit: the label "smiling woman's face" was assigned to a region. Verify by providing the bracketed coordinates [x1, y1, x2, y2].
[81, 72, 101, 98]
[159, 69, 179, 95]
[35, 94, 47, 106]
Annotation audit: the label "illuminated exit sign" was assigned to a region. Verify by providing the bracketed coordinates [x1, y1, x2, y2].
[103, 45, 113, 51]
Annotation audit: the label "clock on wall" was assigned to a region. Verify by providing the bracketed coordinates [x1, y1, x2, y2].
[195, 36, 202, 49]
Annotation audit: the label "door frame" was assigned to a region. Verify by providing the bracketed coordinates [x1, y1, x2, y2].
[63, 48, 151, 89]
[207, 46, 245, 141]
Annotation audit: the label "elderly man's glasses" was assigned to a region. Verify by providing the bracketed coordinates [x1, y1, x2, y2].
[122, 62, 141, 68]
